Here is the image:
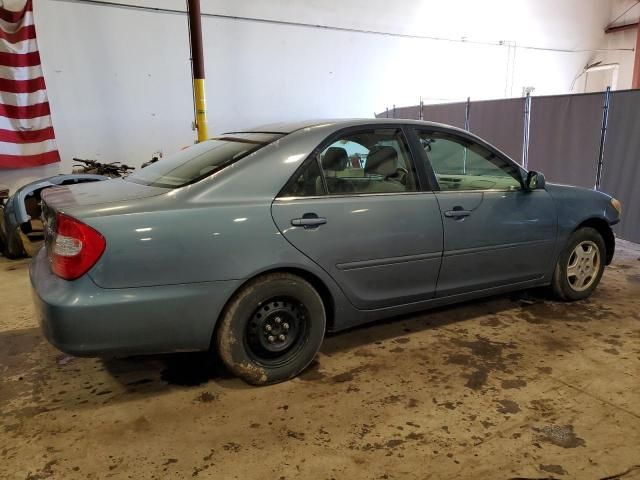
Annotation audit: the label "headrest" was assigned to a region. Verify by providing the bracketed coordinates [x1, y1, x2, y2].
[322, 147, 348, 170]
[365, 146, 398, 177]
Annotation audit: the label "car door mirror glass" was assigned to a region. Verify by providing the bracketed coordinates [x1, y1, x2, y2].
[526, 171, 545, 190]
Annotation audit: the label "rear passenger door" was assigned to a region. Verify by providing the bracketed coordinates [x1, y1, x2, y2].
[271, 126, 443, 310]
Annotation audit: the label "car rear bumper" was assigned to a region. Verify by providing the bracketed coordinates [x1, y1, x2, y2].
[29, 248, 241, 356]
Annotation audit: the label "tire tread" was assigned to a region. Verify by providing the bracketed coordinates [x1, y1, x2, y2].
[215, 272, 325, 385]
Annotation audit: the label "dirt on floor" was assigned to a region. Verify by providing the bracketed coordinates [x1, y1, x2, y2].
[1, 240, 640, 480]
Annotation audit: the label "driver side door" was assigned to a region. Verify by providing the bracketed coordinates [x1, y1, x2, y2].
[414, 128, 557, 297]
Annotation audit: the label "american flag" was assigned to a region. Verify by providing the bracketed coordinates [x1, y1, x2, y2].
[0, 0, 60, 168]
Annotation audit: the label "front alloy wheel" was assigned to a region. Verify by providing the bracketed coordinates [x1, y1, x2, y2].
[552, 227, 606, 301]
[566, 240, 601, 292]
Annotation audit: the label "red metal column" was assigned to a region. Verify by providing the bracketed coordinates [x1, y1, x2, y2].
[633, 21, 640, 89]
[187, 0, 208, 141]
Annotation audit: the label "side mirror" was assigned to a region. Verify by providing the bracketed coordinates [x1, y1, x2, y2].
[525, 171, 545, 191]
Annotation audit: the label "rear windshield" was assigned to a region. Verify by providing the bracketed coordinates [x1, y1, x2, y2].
[125, 132, 283, 188]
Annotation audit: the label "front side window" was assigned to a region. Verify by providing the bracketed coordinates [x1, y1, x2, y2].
[126, 133, 283, 188]
[417, 131, 522, 191]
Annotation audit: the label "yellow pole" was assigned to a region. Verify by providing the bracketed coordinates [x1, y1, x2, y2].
[193, 78, 208, 142]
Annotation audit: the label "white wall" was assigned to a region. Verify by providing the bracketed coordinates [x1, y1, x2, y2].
[587, 0, 639, 92]
[0, 0, 620, 191]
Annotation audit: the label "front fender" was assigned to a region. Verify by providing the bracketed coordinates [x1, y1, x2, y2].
[545, 183, 619, 264]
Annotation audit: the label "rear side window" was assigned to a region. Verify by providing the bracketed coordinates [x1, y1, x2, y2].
[126, 133, 283, 188]
[280, 156, 325, 197]
[280, 128, 418, 197]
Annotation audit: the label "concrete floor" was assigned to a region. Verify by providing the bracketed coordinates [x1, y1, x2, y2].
[1, 241, 640, 480]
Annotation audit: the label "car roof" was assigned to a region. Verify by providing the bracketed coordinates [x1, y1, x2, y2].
[225, 118, 458, 135]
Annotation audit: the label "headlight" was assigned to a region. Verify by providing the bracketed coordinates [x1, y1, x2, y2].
[611, 198, 622, 216]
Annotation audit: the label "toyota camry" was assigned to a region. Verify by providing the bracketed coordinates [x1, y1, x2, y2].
[30, 119, 622, 385]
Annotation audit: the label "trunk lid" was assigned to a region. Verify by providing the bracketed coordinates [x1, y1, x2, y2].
[40, 179, 167, 254]
[41, 178, 167, 211]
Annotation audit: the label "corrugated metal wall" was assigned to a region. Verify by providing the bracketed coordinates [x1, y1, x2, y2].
[467, 98, 524, 162]
[600, 91, 640, 244]
[527, 93, 603, 189]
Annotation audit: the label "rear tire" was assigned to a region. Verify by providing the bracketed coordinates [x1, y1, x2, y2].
[215, 273, 326, 385]
[551, 227, 606, 301]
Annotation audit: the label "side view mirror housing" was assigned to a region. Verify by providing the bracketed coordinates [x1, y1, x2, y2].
[525, 171, 545, 191]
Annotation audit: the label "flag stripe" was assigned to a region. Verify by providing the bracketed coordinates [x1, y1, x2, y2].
[0, 138, 57, 155]
[0, 12, 34, 33]
[0, 0, 32, 23]
[1, 89, 47, 106]
[0, 76, 44, 93]
[0, 38, 38, 54]
[0, 101, 50, 119]
[0, 24, 35, 43]
[0, 113, 51, 130]
[0, 126, 54, 143]
[0, 50, 40, 67]
[0, 150, 60, 168]
[0, 64, 44, 81]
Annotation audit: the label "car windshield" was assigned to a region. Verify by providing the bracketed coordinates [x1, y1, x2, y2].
[126, 132, 283, 188]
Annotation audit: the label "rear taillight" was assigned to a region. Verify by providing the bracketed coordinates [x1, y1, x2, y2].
[49, 213, 105, 280]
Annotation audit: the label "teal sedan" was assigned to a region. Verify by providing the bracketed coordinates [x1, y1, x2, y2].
[30, 119, 622, 384]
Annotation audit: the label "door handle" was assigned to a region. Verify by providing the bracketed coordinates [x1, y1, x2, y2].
[291, 213, 327, 229]
[444, 208, 471, 218]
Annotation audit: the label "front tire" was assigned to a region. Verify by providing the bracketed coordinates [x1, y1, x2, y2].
[215, 273, 326, 385]
[551, 227, 606, 301]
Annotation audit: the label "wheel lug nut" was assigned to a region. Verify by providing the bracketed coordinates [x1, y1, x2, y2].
[275, 317, 281, 324]
[278, 334, 286, 341]
[267, 335, 275, 343]
[283, 323, 289, 330]
[265, 324, 272, 332]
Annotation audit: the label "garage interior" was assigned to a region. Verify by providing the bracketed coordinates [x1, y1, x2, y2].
[2, 1, 640, 479]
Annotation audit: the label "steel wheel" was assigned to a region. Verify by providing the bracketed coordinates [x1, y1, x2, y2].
[244, 297, 310, 367]
[566, 240, 600, 292]
[216, 272, 326, 385]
